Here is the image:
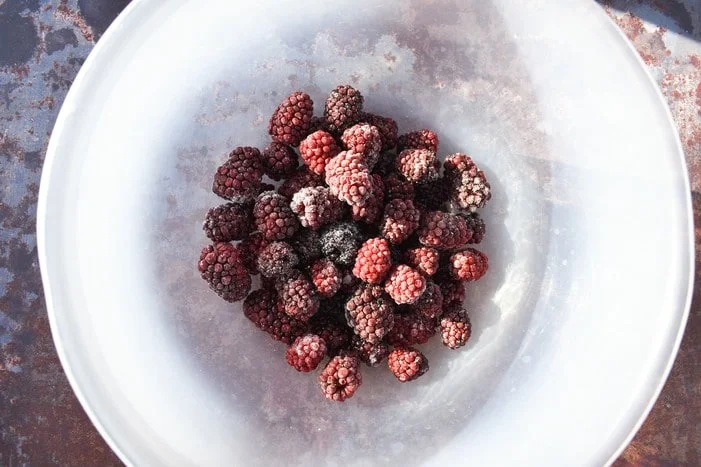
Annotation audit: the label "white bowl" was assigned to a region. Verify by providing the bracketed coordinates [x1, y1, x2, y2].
[37, 0, 693, 465]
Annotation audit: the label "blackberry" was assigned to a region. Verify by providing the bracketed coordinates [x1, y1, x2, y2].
[384, 173, 415, 201]
[290, 186, 343, 230]
[290, 229, 322, 264]
[256, 241, 299, 278]
[418, 211, 472, 249]
[396, 149, 439, 183]
[449, 248, 488, 281]
[398, 129, 439, 153]
[351, 174, 384, 224]
[341, 123, 382, 169]
[212, 147, 264, 202]
[325, 150, 373, 207]
[387, 347, 429, 382]
[352, 237, 392, 285]
[360, 113, 398, 150]
[286, 334, 327, 372]
[459, 212, 486, 244]
[345, 284, 395, 344]
[299, 130, 341, 175]
[198, 243, 251, 302]
[278, 167, 324, 198]
[351, 335, 391, 367]
[444, 153, 491, 212]
[411, 281, 443, 319]
[320, 222, 362, 267]
[387, 312, 436, 346]
[323, 84, 364, 133]
[203, 202, 252, 242]
[253, 191, 300, 241]
[380, 199, 421, 245]
[278, 272, 320, 321]
[318, 353, 363, 402]
[262, 142, 298, 181]
[310, 258, 342, 298]
[243, 288, 307, 344]
[384, 265, 426, 305]
[405, 246, 439, 277]
[440, 306, 472, 349]
[268, 91, 314, 146]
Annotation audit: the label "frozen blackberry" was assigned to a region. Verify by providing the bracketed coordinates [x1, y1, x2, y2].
[253, 191, 300, 241]
[290, 186, 343, 230]
[384, 174, 415, 201]
[320, 222, 362, 267]
[411, 281, 443, 319]
[243, 288, 307, 344]
[398, 129, 439, 153]
[299, 130, 341, 175]
[351, 174, 384, 224]
[268, 91, 314, 146]
[352, 238, 392, 285]
[351, 335, 391, 367]
[256, 241, 299, 278]
[198, 243, 251, 302]
[341, 123, 382, 168]
[405, 247, 439, 276]
[387, 312, 436, 346]
[290, 229, 322, 264]
[309, 312, 352, 354]
[418, 211, 472, 249]
[396, 149, 439, 184]
[278, 272, 320, 321]
[459, 212, 486, 244]
[440, 306, 472, 349]
[203, 202, 252, 242]
[436, 277, 466, 309]
[286, 334, 327, 372]
[415, 178, 450, 211]
[325, 150, 373, 207]
[387, 347, 429, 382]
[444, 153, 491, 212]
[319, 353, 363, 402]
[323, 84, 364, 133]
[360, 113, 398, 150]
[345, 284, 395, 344]
[310, 258, 342, 298]
[380, 199, 421, 245]
[262, 142, 298, 181]
[278, 167, 324, 198]
[212, 147, 264, 202]
[449, 248, 488, 281]
[384, 265, 426, 305]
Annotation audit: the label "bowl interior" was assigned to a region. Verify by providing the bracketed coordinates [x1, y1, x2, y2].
[39, 0, 692, 465]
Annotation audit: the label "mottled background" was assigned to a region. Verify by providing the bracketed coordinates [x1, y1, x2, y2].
[0, 0, 698, 465]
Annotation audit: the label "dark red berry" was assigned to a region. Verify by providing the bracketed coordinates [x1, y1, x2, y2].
[459, 212, 486, 244]
[360, 113, 398, 151]
[351, 174, 384, 224]
[323, 85, 364, 133]
[318, 353, 363, 402]
[268, 91, 314, 146]
[411, 281, 443, 319]
[256, 241, 299, 278]
[286, 334, 327, 372]
[310, 258, 342, 298]
[418, 211, 472, 249]
[405, 247, 440, 276]
[325, 150, 373, 207]
[198, 243, 251, 302]
[345, 284, 395, 344]
[341, 123, 382, 169]
[388, 347, 429, 382]
[444, 153, 491, 212]
[253, 191, 300, 241]
[380, 199, 421, 245]
[290, 186, 343, 230]
[299, 130, 341, 175]
[449, 248, 488, 281]
[384, 265, 426, 305]
[387, 312, 436, 346]
[398, 129, 439, 153]
[351, 335, 391, 367]
[262, 142, 298, 181]
[384, 173, 414, 201]
[278, 167, 324, 198]
[203, 202, 252, 242]
[278, 272, 320, 321]
[440, 306, 471, 349]
[212, 147, 264, 202]
[243, 288, 307, 344]
[396, 148, 439, 183]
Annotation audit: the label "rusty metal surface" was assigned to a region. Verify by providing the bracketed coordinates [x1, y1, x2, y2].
[0, 0, 698, 465]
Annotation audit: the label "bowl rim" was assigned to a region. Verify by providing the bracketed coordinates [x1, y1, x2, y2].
[35, 1, 694, 465]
